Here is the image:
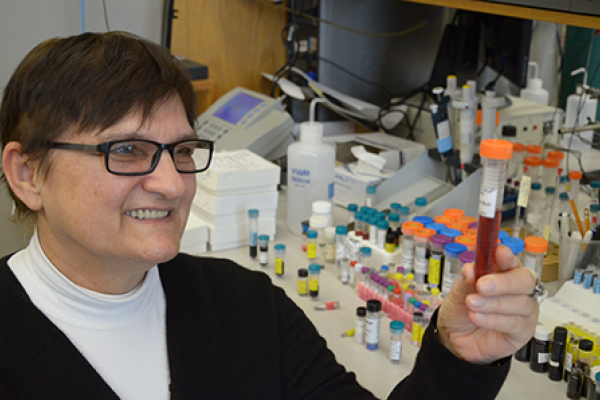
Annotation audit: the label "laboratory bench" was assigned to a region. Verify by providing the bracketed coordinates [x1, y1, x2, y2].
[199, 193, 572, 400]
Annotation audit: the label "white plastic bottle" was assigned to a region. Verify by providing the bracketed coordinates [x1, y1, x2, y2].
[287, 121, 336, 235]
[520, 62, 549, 106]
[563, 67, 598, 153]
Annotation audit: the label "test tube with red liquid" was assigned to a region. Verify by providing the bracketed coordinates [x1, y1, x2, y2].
[475, 139, 513, 280]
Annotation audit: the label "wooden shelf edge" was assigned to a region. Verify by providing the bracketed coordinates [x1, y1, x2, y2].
[401, 0, 600, 29]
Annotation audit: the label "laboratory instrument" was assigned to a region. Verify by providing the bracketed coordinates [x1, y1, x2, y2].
[248, 209, 259, 259]
[308, 263, 321, 299]
[258, 235, 269, 267]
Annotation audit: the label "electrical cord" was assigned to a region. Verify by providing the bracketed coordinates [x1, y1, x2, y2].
[259, 0, 445, 38]
[101, 0, 111, 31]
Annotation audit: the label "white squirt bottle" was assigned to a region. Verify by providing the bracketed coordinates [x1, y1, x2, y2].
[563, 67, 597, 153]
[287, 99, 336, 235]
[520, 61, 549, 106]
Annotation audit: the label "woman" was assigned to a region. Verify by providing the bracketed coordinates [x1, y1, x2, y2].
[0, 32, 538, 399]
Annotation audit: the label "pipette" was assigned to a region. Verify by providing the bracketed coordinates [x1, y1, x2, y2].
[475, 139, 513, 280]
[452, 84, 477, 181]
[480, 89, 505, 141]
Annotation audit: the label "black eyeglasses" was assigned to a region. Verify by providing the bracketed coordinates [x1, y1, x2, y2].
[50, 139, 214, 176]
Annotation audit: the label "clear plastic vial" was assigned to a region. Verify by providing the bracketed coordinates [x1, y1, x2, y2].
[258, 234, 269, 267]
[274, 244, 285, 277]
[335, 225, 348, 273]
[297, 268, 308, 296]
[441, 243, 468, 295]
[248, 209, 259, 259]
[306, 230, 318, 260]
[428, 234, 452, 288]
[347, 203, 358, 225]
[401, 221, 424, 274]
[324, 227, 336, 264]
[377, 220, 389, 249]
[523, 236, 548, 281]
[308, 263, 321, 299]
[359, 246, 372, 269]
[415, 197, 427, 217]
[411, 311, 423, 346]
[365, 300, 382, 350]
[366, 185, 377, 207]
[414, 228, 436, 284]
[355, 306, 367, 345]
[389, 320, 405, 364]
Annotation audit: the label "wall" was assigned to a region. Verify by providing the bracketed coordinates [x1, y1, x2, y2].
[0, 0, 162, 256]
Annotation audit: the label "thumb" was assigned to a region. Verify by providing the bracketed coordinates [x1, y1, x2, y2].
[446, 262, 477, 305]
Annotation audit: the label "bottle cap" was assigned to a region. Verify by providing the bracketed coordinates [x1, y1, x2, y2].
[445, 243, 468, 256]
[552, 326, 568, 344]
[497, 230, 508, 240]
[348, 203, 358, 212]
[416, 197, 427, 207]
[367, 185, 377, 194]
[559, 192, 569, 201]
[366, 300, 382, 312]
[590, 180, 600, 189]
[274, 244, 285, 251]
[524, 156, 542, 167]
[399, 206, 410, 216]
[579, 339, 594, 352]
[248, 209, 259, 218]
[378, 220, 389, 230]
[569, 171, 582, 181]
[534, 325, 552, 341]
[542, 157, 560, 168]
[448, 222, 468, 231]
[547, 150, 564, 161]
[413, 216, 434, 225]
[443, 208, 465, 220]
[408, 297, 416, 305]
[388, 213, 400, 222]
[430, 234, 453, 245]
[306, 230, 318, 239]
[376, 212, 387, 221]
[455, 235, 475, 247]
[360, 246, 372, 255]
[298, 268, 308, 277]
[456, 216, 478, 225]
[440, 228, 462, 239]
[258, 234, 270, 241]
[459, 251, 475, 264]
[591, 204, 600, 212]
[335, 225, 348, 235]
[480, 139, 513, 160]
[531, 183, 542, 191]
[434, 215, 454, 225]
[356, 306, 367, 317]
[463, 228, 478, 238]
[425, 223, 446, 233]
[390, 320, 405, 331]
[312, 200, 332, 213]
[431, 287, 440, 296]
[308, 263, 321, 273]
[324, 227, 336, 240]
[525, 236, 548, 253]
[390, 202, 401, 210]
[545, 187, 555, 195]
[415, 228, 437, 239]
[513, 142, 525, 152]
[406, 273, 415, 281]
[526, 144, 543, 154]
[502, 237, 525, 254]
[402, 221, 424, 235]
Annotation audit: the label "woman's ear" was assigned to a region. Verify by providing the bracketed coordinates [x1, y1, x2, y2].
[2, 142, 43, 211]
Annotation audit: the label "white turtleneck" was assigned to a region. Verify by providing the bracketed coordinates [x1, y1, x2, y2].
[7, 232, 170, 400]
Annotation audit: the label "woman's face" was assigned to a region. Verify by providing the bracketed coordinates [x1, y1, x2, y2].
[34, 96, 197, 293]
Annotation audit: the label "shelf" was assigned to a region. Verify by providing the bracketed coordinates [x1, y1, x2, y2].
[401, 0, 600, 29]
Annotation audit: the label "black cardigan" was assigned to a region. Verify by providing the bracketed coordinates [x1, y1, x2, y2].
[0, 253, 510, 399]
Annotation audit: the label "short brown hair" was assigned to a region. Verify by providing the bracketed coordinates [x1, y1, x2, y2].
[1, 31, 196, 227]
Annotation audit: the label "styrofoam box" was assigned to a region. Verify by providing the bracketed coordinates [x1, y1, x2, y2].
[181, 242, 208, 256]
[194, 206, 277, 226]
[196, 214, 276, 247]
[201, 184, 278, 197]
[539, 280, 600, 332]
[181, 210, 209, 250]
[197, 149, 280, 193]
[193, 186, 279, 216]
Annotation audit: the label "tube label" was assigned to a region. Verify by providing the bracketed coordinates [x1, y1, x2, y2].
[429, 258, 441, 286]
[365, 316, 380, 345]
[390, 340, 402, 361]
[479, 187, 497, 218]
[249, 231, 257, 247]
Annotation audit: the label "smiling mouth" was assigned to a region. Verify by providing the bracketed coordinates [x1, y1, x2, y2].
[126, 210, 170, 220]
